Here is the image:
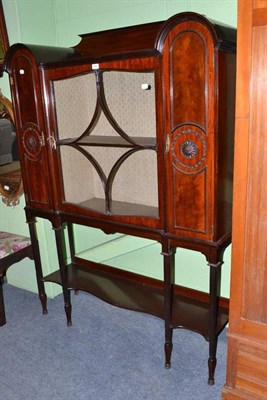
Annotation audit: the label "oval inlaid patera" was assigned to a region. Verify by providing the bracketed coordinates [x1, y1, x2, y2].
[172, 125, 207, 173]
[27, 136, 37, 149]
[181, 140, 198, 159]
[22, 124, 43, 160]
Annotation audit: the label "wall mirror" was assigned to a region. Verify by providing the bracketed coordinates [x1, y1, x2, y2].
[0, 2, 22, 205]
[0, 91, 23, 206]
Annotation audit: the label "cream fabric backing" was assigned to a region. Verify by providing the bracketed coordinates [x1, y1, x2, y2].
[53, 71, 158, 210]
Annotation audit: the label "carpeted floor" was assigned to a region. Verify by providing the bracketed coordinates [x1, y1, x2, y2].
[0, 284, 227, 400]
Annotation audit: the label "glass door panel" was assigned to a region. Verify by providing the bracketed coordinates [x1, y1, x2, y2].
[53, 69, 158, 219]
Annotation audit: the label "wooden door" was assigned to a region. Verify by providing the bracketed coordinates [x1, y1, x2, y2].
[162, 19, 216, 241]
[7, 48, 52, 209]
[222, 1, 267, 398]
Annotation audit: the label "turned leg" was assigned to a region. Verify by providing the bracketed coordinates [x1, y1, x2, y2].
[162, 240, 175, 368]
[207, 259, 223, 385]
[0, 278, 6, 326]
[28, 220, 48, 316]
[67, 223, 78, 296]
[54, 226, 72, 326]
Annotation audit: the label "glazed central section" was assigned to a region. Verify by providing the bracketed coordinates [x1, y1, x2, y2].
[54, 70, 159, 217]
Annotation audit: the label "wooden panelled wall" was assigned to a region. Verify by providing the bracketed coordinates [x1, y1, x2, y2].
[222, 1, 267, 399]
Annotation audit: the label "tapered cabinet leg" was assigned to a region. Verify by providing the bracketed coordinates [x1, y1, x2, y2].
[54, 226, 72, 326]
[164, 330, 173, 369]
[206, 258, 223, 385]
[67, 223, 79, 296]
[162, 240, 175, 369]
[0, 279, 6, 326]
[28, 219, 48, 316]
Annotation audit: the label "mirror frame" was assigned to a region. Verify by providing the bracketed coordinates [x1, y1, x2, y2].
[0, 0, 9, 74]
[0, 91, 23, 206]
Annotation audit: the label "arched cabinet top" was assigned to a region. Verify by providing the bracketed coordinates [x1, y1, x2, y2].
[4, 11, 236, 72]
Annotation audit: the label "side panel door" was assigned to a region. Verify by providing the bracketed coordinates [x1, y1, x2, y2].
[9, 50, 52, 209]
[162, 20, 216, 240]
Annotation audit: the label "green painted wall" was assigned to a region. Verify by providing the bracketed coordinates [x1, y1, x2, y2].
[0, 0, 236, 298]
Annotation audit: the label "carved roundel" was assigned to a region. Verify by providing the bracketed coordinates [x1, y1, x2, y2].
[22, 124, 43, 161]
[181, 140, 198, 159]
[172, 125, 207, 172]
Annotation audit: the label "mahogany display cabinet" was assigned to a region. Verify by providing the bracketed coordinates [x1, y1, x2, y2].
[4, 12, 236, 384]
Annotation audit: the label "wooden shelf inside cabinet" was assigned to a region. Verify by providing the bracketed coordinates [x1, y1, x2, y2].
[58, 135, 157, 149]
[43, 261, 229, 341]
[77, 197, 159, 218]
